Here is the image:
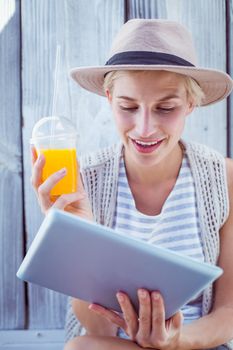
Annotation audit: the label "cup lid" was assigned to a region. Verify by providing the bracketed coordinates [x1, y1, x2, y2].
[30, 116, 78, 143]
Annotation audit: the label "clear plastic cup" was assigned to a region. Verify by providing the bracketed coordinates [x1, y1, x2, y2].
[30, 116, 78, 196]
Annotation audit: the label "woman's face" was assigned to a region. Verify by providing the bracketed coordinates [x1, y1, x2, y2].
[106, 70, 194, 169]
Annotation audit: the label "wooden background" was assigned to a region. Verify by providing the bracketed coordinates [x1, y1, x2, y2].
[0, 0, 232, 348]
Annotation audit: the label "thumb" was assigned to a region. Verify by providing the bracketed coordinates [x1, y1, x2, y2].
[51, 192, 86, 210]
[172, 311, 183, 329]
[76, 162, 85, 193]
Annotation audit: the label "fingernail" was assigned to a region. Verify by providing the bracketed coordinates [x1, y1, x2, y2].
[37, 154, 43, 163]
[153, 292, 160, 300]
[117, 293, 124, 302]
[57, 168, 67, 176]
[139, 289, 147, 299]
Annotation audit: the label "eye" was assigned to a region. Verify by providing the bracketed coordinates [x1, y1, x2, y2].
[157, 107, 175, 114]
[120, 106, 138, 112]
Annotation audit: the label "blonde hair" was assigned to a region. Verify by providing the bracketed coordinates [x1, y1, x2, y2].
[103, 70, 205, 106]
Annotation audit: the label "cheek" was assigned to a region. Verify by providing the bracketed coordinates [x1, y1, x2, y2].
[113, 112, 134, 133]
[162, 112, 186, 134]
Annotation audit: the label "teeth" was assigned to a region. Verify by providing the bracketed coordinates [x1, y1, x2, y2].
[135, 139, 159, 146]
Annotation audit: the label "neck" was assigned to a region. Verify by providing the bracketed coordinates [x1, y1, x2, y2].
[124, 142, 184, 187]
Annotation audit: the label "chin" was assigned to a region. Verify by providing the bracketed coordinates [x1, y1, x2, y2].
[135, 155, 161, 168]
[127, 148, 161, 167]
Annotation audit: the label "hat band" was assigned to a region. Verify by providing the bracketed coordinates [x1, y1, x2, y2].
[105, 51, 195, 67]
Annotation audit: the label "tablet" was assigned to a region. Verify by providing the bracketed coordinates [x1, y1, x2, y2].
[17, 209, 222, 319]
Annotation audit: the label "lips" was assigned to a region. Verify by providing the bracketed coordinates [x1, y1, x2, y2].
[131, 138, 164, 154]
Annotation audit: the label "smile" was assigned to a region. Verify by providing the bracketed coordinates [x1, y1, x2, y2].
[135, 139, 160, 146]
[131, 138, 164, 153]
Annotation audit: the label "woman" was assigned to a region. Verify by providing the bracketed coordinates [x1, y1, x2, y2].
[31, 19, 233, 349]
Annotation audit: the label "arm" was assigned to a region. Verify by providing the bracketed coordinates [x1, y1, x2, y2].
[180, 157, 233, 349]
[89, 158, 233, 349]
[30, 149, 118, 337]
[72, 298, 118, 336]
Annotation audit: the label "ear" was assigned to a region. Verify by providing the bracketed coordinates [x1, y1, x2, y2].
[105, 89, 112, 104]
[185, 101, 195, 117]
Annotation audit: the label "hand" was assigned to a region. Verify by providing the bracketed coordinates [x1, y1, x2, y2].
[30, 146, 93, 220]
[89, 289, 183, 349]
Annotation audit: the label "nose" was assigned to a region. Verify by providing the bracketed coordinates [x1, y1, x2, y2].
[135, 108, 157, 138]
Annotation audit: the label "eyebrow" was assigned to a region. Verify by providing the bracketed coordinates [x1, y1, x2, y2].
[158, 94, 181, 102]
[116, 96, 137, 101]
[116, 94, 181, 102]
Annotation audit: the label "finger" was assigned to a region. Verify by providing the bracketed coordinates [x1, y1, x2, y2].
[151, 292, 166, 340]
[31, 153, 45, 190]
[30, 145, 38, 166]
[89, 304, 125, 329]
[137, 289, 151, 340]
[171, 311, 183, 330]
[52, 191, 86, 210]
[37, 168, 67, 211]
[67, 163, 86, 203]
[77, 166, 85, 192]
[116, 292, 138, 340]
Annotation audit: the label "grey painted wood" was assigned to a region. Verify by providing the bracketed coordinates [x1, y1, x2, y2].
[0, 329, 64, 350]
[21, 0, 67, 329]
[1, 0, 230, 338]
[127, 0, 164, 18]
[0, 0, 25, 329]
[21, 0, 124, 329]
[228, 0, 233, 157]
[127, 0, 228, 155]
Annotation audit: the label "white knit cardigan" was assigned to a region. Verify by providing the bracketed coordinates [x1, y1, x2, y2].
[65, 140, 232, 349]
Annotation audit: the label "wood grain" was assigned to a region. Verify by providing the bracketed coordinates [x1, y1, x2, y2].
[1, 0, 232, 339]
[0, 0, 25, 329]
[227, 0, 233, 157]
[21, 0, 124, 329]
[127, 0, 228, 155]
[0, 329, 64, 349]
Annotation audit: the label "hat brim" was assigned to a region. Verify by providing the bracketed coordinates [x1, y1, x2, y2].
[70, 65, 233, 106]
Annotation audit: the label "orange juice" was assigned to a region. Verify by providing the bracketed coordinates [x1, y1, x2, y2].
[39, 148, 78, 196]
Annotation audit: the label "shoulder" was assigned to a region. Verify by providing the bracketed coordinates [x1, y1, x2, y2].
[183, 140, 229, 226]
[183, 140, 225, 162]
[225, 158, 233, 196]
[79, 142, 122, 171]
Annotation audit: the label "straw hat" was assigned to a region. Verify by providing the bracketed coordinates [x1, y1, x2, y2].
[70, 19, 233, 106]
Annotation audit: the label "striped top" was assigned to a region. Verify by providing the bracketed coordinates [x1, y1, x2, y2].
[113, 152, 205, 324]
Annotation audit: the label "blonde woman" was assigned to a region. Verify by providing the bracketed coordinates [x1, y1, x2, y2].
[31, 19, 233, 349]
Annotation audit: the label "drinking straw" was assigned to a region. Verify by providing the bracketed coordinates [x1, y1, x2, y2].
[50, 44, 61, 146]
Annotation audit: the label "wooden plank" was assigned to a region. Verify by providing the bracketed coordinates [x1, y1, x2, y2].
[227, 0, 233, 157]
[21, 0, 124, 329]
[0, 330, 64, 350]
[64, 0, 123, 155]
[0, 0, 25, 329]
[127, 0, 228, 155]
[127, 0, 164, 18]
